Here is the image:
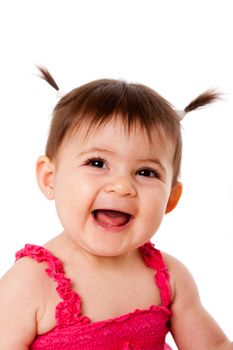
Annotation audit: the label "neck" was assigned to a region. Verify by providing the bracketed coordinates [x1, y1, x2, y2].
[58, 232, 142, 271]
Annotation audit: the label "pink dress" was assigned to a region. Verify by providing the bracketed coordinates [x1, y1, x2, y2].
[16, 241, 173, 350]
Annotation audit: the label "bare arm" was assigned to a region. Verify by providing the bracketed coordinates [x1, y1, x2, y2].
[0, 259, 41, 349]
[163, 253, 233, 350]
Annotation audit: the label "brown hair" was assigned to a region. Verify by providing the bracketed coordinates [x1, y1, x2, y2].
[37, 66, 220, 186]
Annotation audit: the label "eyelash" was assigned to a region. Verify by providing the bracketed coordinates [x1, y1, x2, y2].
[84, 157, 161, 179]
[137, 168, 161, 179]
[85, 157, 106, 168]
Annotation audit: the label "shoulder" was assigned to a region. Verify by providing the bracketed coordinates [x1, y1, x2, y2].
[3, 247, 57, 284]
[1, 255, 46, 293]
[0, 255, 54, 347]
[161, 251, 200, 306]
[160, 254, 231, 348]
[0, 255, 53, 318]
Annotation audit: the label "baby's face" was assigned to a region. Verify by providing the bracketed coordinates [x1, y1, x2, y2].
[51, 120, 175, 258]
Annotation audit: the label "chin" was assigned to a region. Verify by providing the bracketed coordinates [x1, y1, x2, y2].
[86, 241, 130, 258]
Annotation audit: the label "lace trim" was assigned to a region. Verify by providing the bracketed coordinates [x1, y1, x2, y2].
[139, 242, 171, 307]
[85, 304, 170, 329]
[15, 244, 89, 328]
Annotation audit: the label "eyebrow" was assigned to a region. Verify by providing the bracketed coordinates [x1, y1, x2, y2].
[79, 147, 115, 156]
[139, 158, 166, 173]
[79, 147, 166, 173]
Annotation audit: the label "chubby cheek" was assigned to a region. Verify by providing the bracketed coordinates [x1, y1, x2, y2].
[53, 174, 98, 229]
[140, 189, 170, 231]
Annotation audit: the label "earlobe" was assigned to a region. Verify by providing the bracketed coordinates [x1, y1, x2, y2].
[165, 182, 183, 214]
[36, 156, 55, 200]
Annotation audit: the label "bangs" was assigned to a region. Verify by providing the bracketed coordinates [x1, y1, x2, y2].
[51, 79, 179, 145]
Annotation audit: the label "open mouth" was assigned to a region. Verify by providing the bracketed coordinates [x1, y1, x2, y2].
[92, 209, 132, 229]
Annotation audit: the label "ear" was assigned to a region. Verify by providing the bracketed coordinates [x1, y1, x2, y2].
[165, 182, 183, 214]
[36, 156, 55, 200]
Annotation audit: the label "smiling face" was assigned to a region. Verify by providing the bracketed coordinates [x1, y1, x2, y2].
[37, 120, 181, 259]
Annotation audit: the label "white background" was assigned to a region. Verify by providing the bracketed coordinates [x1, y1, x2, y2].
[0, 1, 232, 347]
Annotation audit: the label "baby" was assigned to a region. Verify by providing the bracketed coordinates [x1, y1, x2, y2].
[0, 67, 232, 349]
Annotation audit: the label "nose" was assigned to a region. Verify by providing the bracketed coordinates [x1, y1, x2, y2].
[104, 176, 137, 197]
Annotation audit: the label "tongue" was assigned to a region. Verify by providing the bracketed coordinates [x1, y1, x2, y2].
[94, 210, 130, 227]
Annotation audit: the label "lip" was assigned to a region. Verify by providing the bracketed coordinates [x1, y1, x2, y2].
[92, 207, 134, 216]
[91, 209, 134, 233]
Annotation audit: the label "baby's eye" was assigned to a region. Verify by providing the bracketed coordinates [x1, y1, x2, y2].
[137, 168, 161, 179]
[85, 157, 107, 168]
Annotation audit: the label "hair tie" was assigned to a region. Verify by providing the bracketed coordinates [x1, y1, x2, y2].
[175, 110, 186, 121]
[56, 89, 66, 99]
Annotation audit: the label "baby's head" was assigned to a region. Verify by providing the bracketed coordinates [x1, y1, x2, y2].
[36, 67, 219, 255]
[39, 67, 218, 186]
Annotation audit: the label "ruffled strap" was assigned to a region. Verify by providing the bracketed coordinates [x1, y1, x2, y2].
[140, 241, 171, 308]
[15, 244, 89, 328]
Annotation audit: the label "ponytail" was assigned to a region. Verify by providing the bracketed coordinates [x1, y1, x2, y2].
[37, 65, 59, 91]
[184, 89, 221, 113]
